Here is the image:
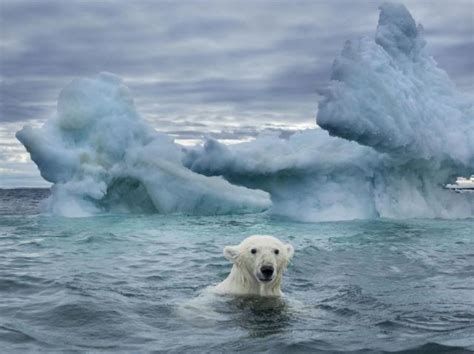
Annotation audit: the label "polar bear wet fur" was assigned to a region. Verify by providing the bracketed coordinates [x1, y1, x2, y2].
[214, 235, 294, 297]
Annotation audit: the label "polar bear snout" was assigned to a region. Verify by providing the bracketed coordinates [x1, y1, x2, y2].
[257, 265, 275, 282]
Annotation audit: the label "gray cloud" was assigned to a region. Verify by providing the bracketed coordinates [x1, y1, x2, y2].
[0, 0, 472, 186]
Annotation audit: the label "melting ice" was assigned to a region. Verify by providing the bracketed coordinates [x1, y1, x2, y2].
[17, 4, 473, 220]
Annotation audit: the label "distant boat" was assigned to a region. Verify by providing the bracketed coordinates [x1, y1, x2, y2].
[445, 175, 474, 193]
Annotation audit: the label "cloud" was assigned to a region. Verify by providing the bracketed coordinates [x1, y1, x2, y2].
[0, 0, 472, 186]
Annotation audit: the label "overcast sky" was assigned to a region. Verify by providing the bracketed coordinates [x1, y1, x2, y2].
[0, 0, 473, 187]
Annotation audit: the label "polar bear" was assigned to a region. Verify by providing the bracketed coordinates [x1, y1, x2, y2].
[213, 235, 294, 297]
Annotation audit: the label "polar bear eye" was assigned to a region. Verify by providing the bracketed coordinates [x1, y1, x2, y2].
[274, 249, 279, 255]
[251, 248, 257, 254]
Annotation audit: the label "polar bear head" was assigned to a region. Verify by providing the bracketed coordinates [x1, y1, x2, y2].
[223, 235, 294, 288]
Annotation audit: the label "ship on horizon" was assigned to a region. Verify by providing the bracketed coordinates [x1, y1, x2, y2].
[445, 175, 474, 193]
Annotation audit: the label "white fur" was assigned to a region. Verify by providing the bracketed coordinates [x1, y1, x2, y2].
[213, 235, 294, 297]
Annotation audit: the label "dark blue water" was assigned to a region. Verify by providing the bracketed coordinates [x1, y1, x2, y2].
[0, 189, 473, 353]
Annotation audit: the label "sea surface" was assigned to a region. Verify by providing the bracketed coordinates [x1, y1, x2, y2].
[0, 188, 473, 353]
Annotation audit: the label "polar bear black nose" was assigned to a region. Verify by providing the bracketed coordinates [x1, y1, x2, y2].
[260, 265, 274, 278]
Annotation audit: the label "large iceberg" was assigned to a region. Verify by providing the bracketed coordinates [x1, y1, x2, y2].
[16, 73, 271, 217]
[185, 3, 474, 221]
[17, 3, 473, 220]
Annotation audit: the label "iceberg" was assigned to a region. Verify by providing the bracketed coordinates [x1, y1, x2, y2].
[185, 3, 474, 221]
[16, 73, 270, 217]
[317, 3, 474, 165]
[17, 3, 473, 220]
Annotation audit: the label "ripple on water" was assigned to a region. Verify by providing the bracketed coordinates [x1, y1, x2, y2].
[0, 198, 473, 352]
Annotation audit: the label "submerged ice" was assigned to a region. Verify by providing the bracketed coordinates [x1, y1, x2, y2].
[17, 3, 473, 220]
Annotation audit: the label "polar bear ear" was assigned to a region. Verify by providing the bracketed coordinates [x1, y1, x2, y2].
[223, 246, 240, 262]
[285, 244, 294, 260]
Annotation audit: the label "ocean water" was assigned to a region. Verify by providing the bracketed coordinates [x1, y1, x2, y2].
[0, 189, 473, 353]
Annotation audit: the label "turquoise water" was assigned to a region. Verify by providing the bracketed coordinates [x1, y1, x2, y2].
[0, 189, 473, 352]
